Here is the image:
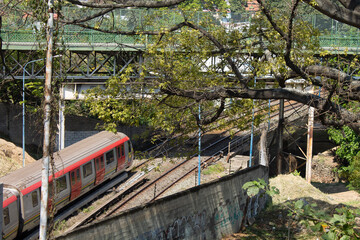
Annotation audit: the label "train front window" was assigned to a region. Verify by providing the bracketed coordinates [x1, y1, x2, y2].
[4, 207, 9, 225]
[116, 146, 121, 159]
[106, 150, 114, 165]
[32, 191, 38, 207]
[121, 145, 124, 157]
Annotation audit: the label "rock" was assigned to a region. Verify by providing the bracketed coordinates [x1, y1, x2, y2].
[355, 217, 360, 226]
[248, 217, 256, 226]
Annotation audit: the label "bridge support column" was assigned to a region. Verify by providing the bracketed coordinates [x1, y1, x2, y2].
[58, 99, 65, 150]
[277, 99, 284, 174]
[58, 86, 65, 150]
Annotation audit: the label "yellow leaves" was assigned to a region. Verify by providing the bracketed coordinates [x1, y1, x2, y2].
[309, 0, 319, 6]
[94, 22, 100, 29]
[319, 50, 330, 57]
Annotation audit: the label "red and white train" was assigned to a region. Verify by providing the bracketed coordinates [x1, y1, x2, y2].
[0, 131, 134, 240]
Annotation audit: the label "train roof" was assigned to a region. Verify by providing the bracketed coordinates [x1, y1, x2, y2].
[0, 131, 129, 199]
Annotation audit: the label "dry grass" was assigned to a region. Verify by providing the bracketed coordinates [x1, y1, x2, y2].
[0, 138, 36, 177]
[269, 174, 336, 205]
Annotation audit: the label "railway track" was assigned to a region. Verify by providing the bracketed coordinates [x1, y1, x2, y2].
[59, 100, 307, 235]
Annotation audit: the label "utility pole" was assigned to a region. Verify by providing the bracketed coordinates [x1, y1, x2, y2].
[249, 77, 256, 167]
[198, 103, 201, 185]
[306, 88, 315, 183]
[39, 0, 54, 238]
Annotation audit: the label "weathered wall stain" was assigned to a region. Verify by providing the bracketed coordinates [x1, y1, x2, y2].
[138, 210, 208, 240]
[56, 166, 268, 240]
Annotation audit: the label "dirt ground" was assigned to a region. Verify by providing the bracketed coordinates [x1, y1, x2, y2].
[310, 148, 360, 207]
[0, 138, 36, 177]
[223, 150, 360, 240]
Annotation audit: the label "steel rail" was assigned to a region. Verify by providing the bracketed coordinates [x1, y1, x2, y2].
[58, 100, 305, 233]
[103, 101, 305, 215]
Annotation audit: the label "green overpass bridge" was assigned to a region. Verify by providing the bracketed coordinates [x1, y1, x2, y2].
[1, 8, 359, 83]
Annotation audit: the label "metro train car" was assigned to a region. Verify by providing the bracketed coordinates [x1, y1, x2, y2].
[1, 131, 134, 240]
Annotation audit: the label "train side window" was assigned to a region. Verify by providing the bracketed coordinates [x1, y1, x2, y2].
[100, 156, 104, 168]
[76, 168, 80, 182]
[32, 191, 38, 207]
[71, 171, 75, 183]
[106, 150, 114, 165]
[83, 162, 93, 178]
[56, 176, 67, 194]
[49, 181, 54, 197]
[95, 159, 98, 170]
[4, 207, 10, 225]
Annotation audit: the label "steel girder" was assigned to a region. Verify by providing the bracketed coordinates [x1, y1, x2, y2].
[1, 49, 142, 81]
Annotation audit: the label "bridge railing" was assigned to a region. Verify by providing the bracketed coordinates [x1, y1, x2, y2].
[1, 7, 359, 49]
[3, 29, 359, 50]
[319, 35, 360, 49]
[0, 29, 145, 45]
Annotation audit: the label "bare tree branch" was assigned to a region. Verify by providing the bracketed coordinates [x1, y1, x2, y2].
[162, 85, 360, 132]
[303, 0, 360, 29]
[182, 21, 247, 87]
[64, 21, 188, 35]
[65, 0, 186, 9]
[201, 98, 225, 125]
[62, 8, 115, 24]
[337, 0, 360, 12]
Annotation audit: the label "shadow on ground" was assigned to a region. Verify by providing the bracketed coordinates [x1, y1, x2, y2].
[223, 196, 358, 240]
[311, 182, 350, 194]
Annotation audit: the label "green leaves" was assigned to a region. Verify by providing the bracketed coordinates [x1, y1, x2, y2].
[242, 178, 279, 198]
[294, 199, 304, 209]
[242, 181, 262, 197]
[328, 126, 360, 190]
[288, 199, 360, 240]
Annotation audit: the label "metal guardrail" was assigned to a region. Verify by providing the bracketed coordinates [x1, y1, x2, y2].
[0, 30, 142, 45]
[1, 8, 359, 49]
[2, 30, 360, 50]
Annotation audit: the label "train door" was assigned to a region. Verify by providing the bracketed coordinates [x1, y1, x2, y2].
[81, 160, 95, 194]
[104, 149, 116, 178]
[116, 144, 126, 172]
[95, 156, 105, 185]
[23, 189, 40, 232]
[54, 175, 70, 210]
[70, 167, 82, 201]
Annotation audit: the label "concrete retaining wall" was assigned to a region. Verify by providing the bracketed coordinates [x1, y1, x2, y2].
[0, 103, 149, 151]
[0, 103, 43, 148]
[62, 131, 100, 147]
[57, 165, 268, 240]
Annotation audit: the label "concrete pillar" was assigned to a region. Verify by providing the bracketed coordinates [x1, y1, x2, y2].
[277, 99, 284, 174]
[59, 99, 65, 150]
